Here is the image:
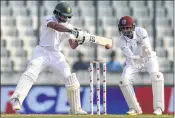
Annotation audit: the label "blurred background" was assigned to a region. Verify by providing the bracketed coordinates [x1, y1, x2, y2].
[1, 0, 174, 115]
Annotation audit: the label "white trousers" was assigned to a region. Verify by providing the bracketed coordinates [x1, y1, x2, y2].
[122, 58, 159, 83]
[26, 45, 71, 84]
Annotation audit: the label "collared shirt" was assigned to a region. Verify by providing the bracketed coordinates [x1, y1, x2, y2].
[39, 15, 75, 51]
[119, 27, 152, 64]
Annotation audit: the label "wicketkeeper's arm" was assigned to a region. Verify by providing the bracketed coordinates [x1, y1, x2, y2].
[121, 47, 144, 68]
[120, 46, 135, 59]
[139, 28, 153, 56]
[120, 42, 143, 68]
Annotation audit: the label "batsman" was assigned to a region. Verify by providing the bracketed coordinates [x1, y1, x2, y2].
[10, 1, 89, 114]
[118, 16, 164, 115]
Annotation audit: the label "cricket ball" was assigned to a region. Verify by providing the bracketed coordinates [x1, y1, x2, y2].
[105, 44, 111, 49]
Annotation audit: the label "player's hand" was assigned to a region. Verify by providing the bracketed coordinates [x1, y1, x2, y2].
[69, 28, 79, 38]
[76, 36, 85, 45]
[68, 39, 79, 49]
[140, 45, 151, 58]
[76, 31, 91, 45]
[130, 55, 144, 69]
[69, 28, 86, 39]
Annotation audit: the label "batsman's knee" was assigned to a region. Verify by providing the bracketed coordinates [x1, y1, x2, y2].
[22, 63, 41, 83]
[22, 71, 37, 83]
[62, 68, 71, 79]
[22, 59, 46, 83]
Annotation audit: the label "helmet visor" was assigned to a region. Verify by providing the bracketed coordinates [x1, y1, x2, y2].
[58, 12, 72, 22]
[120, 26, 132, 36]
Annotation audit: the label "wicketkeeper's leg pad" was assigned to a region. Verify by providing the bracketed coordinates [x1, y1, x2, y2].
[119, 78, 142, 113]
[151, 72, 164, 111]
[65, 73, 81, 114]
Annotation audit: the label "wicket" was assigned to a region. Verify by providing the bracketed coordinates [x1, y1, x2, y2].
[89, 61, 107, 115]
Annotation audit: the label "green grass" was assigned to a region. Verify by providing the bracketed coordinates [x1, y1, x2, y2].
[1, 114, 174, 118]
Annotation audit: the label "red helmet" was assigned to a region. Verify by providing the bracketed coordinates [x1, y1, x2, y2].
[118, 16, 135, 37]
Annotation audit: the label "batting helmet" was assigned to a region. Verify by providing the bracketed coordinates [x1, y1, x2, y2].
[118, 16, 135, 37]
[53, 2, 73, 22]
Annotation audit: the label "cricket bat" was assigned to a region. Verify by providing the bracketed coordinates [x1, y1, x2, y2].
[88, 34, 113, 47]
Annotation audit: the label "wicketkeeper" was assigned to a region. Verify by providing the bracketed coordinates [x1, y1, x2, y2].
[118, 16, 164, 115]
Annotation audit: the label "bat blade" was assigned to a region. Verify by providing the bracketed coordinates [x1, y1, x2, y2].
[89, 35, 113, 47]
[96, 36, 113, 47]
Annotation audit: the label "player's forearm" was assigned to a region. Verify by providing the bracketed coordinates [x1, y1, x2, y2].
[141, 37, 152, 51]
[122, 47, 135, 58]
[47, 22, 72, 33]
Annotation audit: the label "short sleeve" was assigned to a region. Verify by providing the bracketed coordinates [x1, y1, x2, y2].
[140, 28, 148, 41]
[43, 16, 57, 27]
[138, 27, 152, 49]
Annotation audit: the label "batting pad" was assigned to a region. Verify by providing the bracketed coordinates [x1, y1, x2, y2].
[65, 73, 81, 114]
[151, 72, 164, 111]
[119, 79, 142, 113]
[10, 74, 34, 105]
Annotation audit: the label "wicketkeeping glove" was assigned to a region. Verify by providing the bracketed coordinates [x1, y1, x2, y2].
[130, 55, 144, 69]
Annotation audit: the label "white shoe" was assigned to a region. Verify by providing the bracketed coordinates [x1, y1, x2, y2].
[69, 108, 87, 115]
[126, 109, 142, 115]
[153, 108, 162, 115]
[11, 98, 21, 111]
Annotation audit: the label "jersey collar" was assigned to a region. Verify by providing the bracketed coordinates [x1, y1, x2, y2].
[53, 15, 59, 23]
[133, 31, 137, 39]
[123, 31, 137, 42]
